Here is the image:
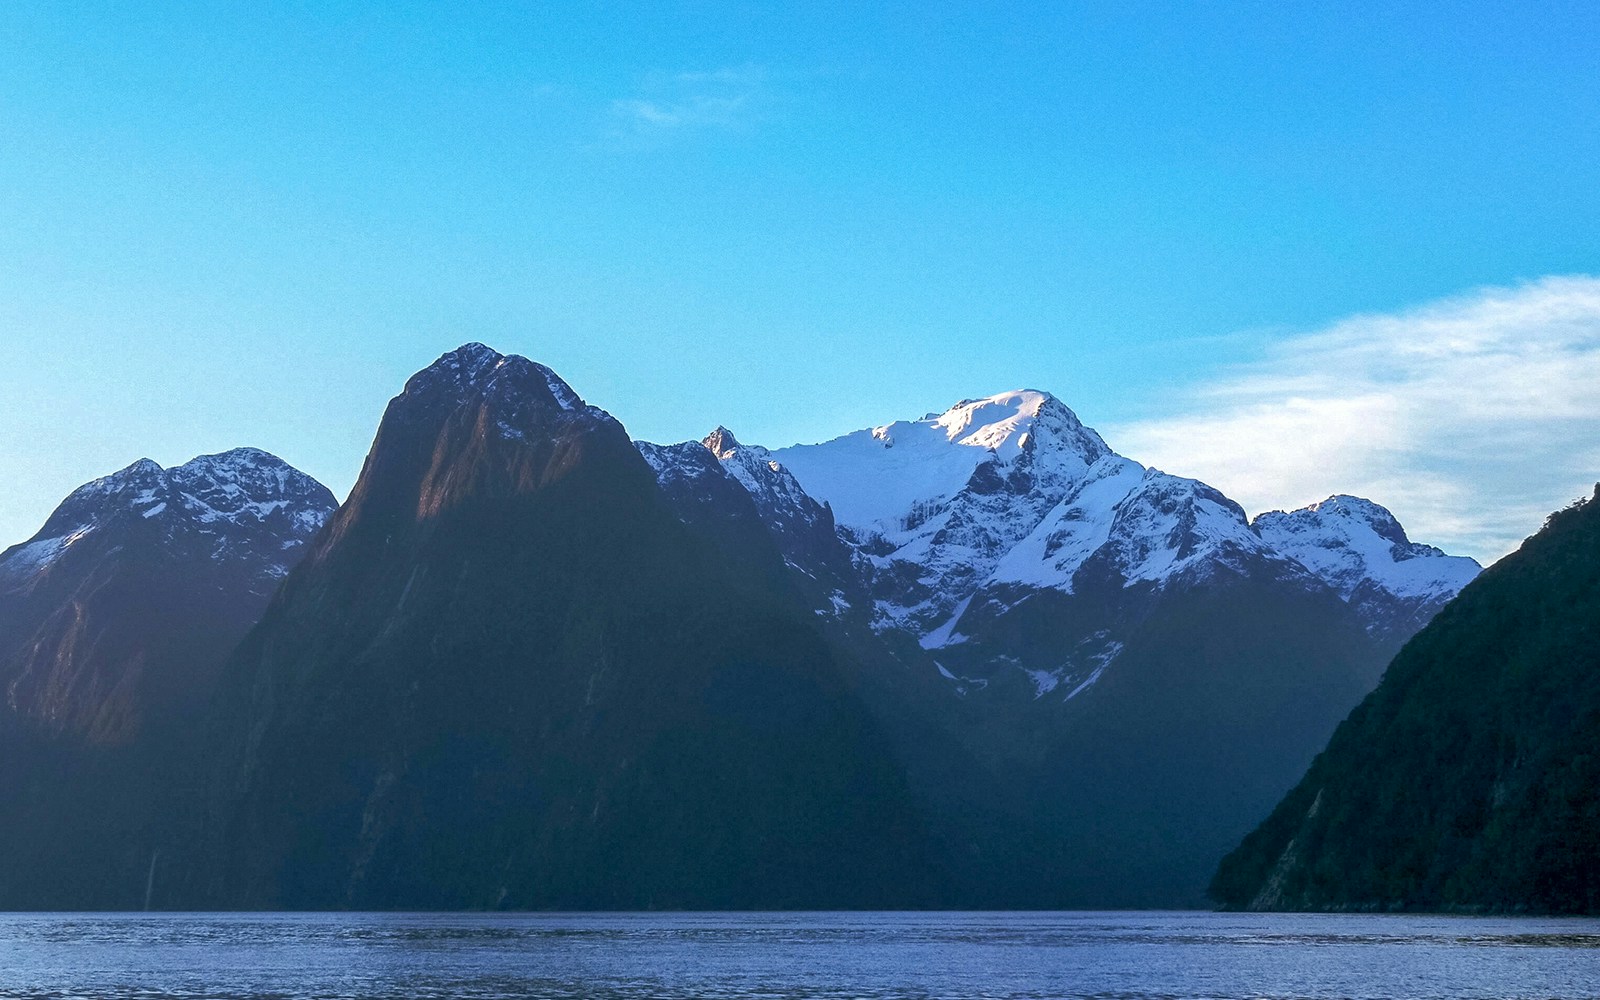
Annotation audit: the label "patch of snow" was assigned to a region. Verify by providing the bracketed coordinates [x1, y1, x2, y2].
[990, 456, 1147, 591]
[919, 595, 973, 649]
[1026, 669, 1062, 697]
[1064, 663, 1109, 701]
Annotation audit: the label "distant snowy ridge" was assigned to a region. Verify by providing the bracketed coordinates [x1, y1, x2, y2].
[1254, 494, 1480, 634]
[0, 448, 336, 592]
[643, 387, 1481, 692]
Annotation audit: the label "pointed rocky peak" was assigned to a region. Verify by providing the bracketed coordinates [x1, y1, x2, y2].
[402, 342, 505, 395]
[702, 426, 742, 461]
[30, 458, 167, 539]
[694, 427, 822, 525]
[76, 457, 165, 496]
[344, 345, 639, 527]
[390, 344, 611, 447]
[403, 343, 581, 408]
[699, 425, 785, 477]
[122, 457, 164, 478]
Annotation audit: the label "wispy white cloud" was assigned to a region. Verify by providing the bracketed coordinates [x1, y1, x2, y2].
[611, 94, 752, 131]
[609, 63, 769, 136]
[1108, 276, 1600, 563]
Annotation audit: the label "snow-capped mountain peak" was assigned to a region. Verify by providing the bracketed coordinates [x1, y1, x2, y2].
[1293, 494, 1408, 545]
[702, 426, 744, 461]
[0, 449, 337, 594]
[932, 390, 1110, 463]
[65, 457, 164, 504]
[1253, 495, 1480, 637]
[640, 382, 1479, 697]
[773, 390, 1107, 539]
[766, 390, 1125, 635]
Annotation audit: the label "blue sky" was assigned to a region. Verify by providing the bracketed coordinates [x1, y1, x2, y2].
[2, 2, 1598, 560]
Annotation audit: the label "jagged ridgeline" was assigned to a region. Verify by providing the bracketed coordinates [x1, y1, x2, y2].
[1212, 486, 1600, 913]
[0, 343, 1485, 909]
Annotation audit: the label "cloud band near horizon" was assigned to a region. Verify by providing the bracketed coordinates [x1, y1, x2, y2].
[1108, 275, 1600, 564]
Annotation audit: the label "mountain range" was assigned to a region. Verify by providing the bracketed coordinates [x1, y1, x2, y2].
[0, 344, 1482, 908]
[638, 384, 1478, 904]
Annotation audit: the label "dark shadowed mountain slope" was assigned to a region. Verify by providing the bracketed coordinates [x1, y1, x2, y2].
[1212, 486, 1600, 913]
[200, 344, 941, 910]
[0, 449, 335, 908]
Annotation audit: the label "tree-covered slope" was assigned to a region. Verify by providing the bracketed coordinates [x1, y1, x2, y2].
[1212, 485, 1600, 913]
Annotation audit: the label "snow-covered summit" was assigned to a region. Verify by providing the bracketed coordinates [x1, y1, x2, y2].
[932, 390, 1110, 462]
[0, 449, 337, 593]
[764, 391, 1131, 634]
[775, 390, 1107, 536]
[1254, 495, 1481, 634]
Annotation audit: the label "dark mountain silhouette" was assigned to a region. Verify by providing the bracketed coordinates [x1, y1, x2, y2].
[197, 345, 941, 909]
[1212, 486, 1600, 913]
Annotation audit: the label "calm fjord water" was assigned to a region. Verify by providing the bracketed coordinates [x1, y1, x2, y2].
[2, 910, 1598, 999]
